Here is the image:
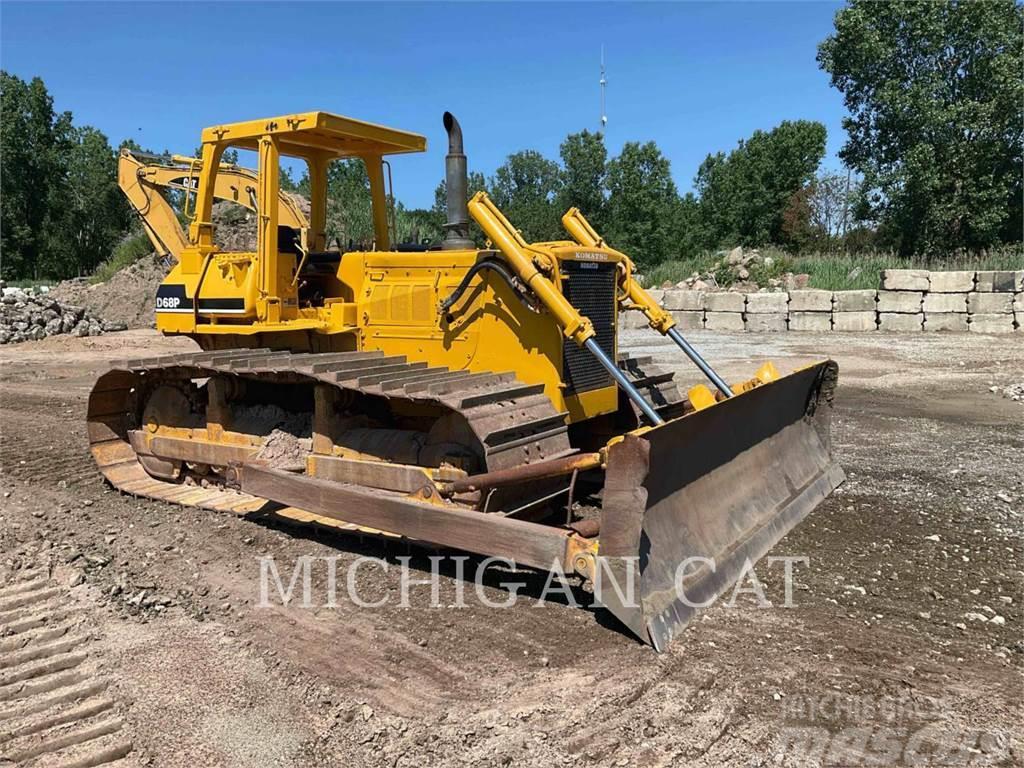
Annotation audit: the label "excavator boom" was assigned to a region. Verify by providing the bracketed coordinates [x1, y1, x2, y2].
[117, 149, 308, 261]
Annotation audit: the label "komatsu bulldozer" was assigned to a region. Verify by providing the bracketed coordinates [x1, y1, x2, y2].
[91, 111, 842, 649]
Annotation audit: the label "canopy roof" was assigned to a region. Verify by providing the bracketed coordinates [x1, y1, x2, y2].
[200, 111, 427, 159]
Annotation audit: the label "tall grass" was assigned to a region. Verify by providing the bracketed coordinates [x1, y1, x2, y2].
[645, 245, 1023, 291]
[90, 232, 153, 284]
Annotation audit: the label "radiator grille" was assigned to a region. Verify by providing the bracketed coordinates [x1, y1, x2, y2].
[560, 260, 617, 395]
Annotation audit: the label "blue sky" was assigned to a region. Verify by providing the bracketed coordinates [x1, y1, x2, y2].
[2, 1, 848, 209]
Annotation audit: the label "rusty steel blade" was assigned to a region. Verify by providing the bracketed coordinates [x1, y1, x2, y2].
[595, 360, 843, 650]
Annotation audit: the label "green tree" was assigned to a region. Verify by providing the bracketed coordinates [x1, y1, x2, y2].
[44, 126, 130, 276]
[1, 72, 64, 279]
[694, 120, 827, 250]
[557, 130, 607, 233]
[488, 150, 562, 242]
[604, 141, 680, 267]
[818, 0, 1024, 255]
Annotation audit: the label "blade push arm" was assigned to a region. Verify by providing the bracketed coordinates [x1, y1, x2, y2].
[561, 208, 734, 398]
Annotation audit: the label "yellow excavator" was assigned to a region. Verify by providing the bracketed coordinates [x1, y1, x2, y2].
[117, 147, 308, 260]
[90, 111, 842, 649]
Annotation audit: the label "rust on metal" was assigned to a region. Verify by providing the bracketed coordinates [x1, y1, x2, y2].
[443, 451, 602, 494]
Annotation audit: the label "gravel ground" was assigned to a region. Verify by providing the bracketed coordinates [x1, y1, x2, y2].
[1, 328, 1021, 767]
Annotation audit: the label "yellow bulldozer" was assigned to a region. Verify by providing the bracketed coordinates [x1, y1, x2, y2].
[91, 111, 842, 649]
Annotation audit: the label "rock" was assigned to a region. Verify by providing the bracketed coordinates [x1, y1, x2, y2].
[789, 312, 832, 332]
[990, 615, 1006, 626]
[964, 612, 989, 622]
[789, 290, 833, 312]
[670, 311, 704, 330]
[832, 290, 877, 312]
[704, 311, 745, 331]
[923, 293, 969, 313]
[877, 291, 924, 313]
[726, 246, 744, 266]
[968, 292, 1013, 314]
[745, 292, 788, 314]
[662, 290, 705, 311]
[881, 269, 929, 291]
[929, 271, 975, 292]
[969, 314, 1015, 333]
[704, 292, 745, 312]
[878, 313, 924, 332]
[923, 313, 969, 332]
[923, 534, 941, 542]
[745, 314, 787, 332]
[975, 270, 1021, 292]
[833, 311, 877, 332]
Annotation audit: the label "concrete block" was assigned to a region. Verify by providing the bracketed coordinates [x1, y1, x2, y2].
[662, 289, 705, 311]
[923, 313, 968, 332]
[922, 293, 968, 313]
[882, 269, 929, 291]
[670, 310, 704, 330]
[969, 314, 1015, 333]
[877, 290, 923, 313]
[646, 289, 665, 306]
[928, 271, 975, 292]
[788, 290, 833, 312]
[704, 311, 745, 331]
[744, 313, 787, 332]
[832, 311, 877, 331]
[619, 311, 647, 330]
[878, 313, 923, 331]
[1014, 293, 1023, 313]
[832, 290, 877, 312]
[788, 312, 832, 331]
[968, 292, 1013, 314]
[704, 292, 745, 312]
[744, 292, 788, 314]
[975, 270, 1020, 292]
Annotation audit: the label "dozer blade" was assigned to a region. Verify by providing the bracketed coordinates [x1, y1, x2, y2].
[596, 360, 843, 651]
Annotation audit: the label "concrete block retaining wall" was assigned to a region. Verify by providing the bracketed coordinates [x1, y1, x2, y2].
[626, 269, 1022, 333]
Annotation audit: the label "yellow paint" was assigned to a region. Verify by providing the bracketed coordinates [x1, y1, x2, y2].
[133, 110, 789, 431]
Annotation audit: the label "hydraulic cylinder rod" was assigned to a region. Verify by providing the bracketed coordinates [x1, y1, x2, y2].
[562, 207, 734, 398]
[667, 327, 734, 398]
[585, 338, 664, 425]
[468, 192, 664, 424]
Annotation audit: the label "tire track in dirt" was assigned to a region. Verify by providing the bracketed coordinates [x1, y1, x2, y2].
[0, 568, 136, 767]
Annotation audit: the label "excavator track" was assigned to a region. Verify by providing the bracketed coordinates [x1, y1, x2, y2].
[87, 349, 684, 534]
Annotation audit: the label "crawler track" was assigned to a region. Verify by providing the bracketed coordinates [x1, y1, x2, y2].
[86, 349, 683, 532]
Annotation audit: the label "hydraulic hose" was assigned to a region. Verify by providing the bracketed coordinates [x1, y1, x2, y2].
[439, 258, 524, 314]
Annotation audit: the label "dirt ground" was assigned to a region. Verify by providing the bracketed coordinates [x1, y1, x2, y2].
[1, 328, 1021, 767]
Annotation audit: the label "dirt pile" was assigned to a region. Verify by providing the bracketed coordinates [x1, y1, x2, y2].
[50, 253, 170, 329]
[0, 285, 126, 344]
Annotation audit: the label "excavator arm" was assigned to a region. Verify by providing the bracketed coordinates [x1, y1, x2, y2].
[117, 149, 308, 261]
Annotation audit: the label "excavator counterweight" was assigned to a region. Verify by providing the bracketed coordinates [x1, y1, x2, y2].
[88, 110, 842, 649]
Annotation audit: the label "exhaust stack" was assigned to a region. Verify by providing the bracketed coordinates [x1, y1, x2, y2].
[441, 112, 473, 250]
